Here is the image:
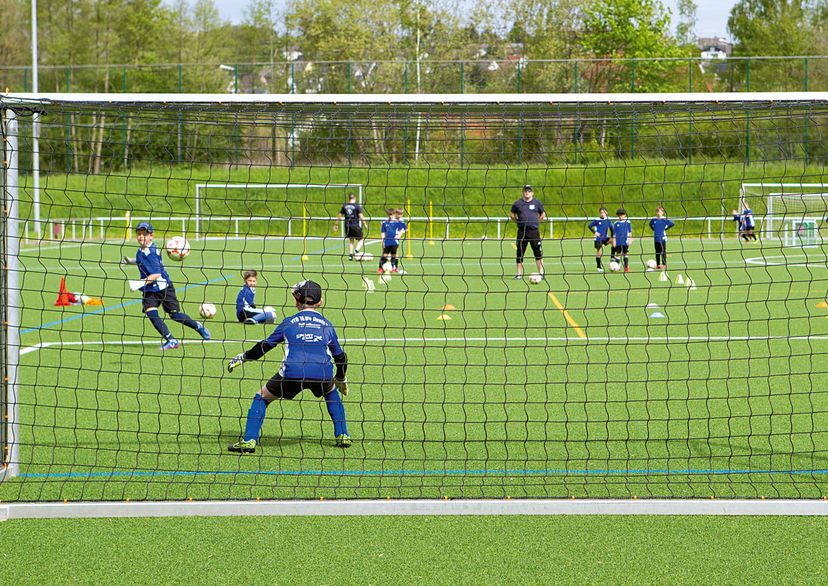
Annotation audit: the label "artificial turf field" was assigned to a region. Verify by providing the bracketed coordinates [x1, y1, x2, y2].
[2, 232, 827, 503]
[2, 515, 828, 583]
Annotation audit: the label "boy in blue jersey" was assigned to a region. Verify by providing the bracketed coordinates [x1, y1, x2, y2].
[227, 280, 351, 452]
[587, 207, 613, 272]
[648, 206, 675, 269]
[611, 208, 633, 273]
[131, 222, 210, 350]
[236, 270, 276, 325]
[741, 200, 757, 241]
[378, 208, 405, 274]
[393, 208, 408, 272]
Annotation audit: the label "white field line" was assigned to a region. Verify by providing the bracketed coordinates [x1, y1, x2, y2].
[19, 335, 828, 356]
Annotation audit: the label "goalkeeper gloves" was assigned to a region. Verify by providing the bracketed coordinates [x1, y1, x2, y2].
[228, 353, 245, 373]
[334, 378, 349, 396]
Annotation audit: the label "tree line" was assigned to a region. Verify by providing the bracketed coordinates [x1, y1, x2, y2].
[2, 0, 828, 95]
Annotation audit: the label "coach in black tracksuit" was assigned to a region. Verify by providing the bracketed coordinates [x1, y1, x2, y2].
[509, 185, 546, 280]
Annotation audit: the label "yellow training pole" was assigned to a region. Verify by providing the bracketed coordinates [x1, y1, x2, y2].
[428, 200, 435, 245]
[301, 204, 309, 261]
[124, 211, 131, 241]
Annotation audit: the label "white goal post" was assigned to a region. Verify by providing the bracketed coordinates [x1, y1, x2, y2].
[193, 183, 364, 240]
[742, 183, 828, 243]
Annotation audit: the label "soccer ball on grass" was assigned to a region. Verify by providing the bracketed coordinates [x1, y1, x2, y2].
[166, 236, 191, 261]
[608, 261, 621, 272]
[199, 303, 217, 319]
[528, 273, 544, 284]
[646, 259, 658, 270]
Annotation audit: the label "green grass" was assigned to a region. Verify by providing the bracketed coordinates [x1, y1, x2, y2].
[2, 515, 828, 583]
[15, 160, 828, 237]
[3, 233, 828, 502]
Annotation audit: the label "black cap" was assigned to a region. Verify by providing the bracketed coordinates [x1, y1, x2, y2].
[292, 279, 323, 305]
[616, 208, 627, 216]
[523, 185, 533, 192]
[135, 221, 154, 233]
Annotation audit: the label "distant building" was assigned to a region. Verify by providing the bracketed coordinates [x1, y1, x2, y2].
[697, 37, 733, 61]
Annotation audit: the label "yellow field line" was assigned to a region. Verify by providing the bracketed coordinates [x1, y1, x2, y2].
[548, 292, 587, 339]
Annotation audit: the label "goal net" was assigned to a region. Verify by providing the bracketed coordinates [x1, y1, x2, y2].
[742, 183, 827, 245]
[2, 93, 828, 514]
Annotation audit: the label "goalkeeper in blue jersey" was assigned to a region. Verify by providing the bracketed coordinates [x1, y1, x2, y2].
[227, 279, 351, 452]
[611, 208, 633, 273]
[587, 207, 613, 272]
[131, 222, 210, 350]
[236, 270, 276, 325]
[648, 206, 675, 269]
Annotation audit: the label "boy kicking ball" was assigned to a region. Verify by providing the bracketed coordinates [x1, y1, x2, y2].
[130, 222, 210, 350]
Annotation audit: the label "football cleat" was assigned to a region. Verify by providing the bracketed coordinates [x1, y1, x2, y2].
[161, 338, 180, 351]
[335, 434, 352, 448]
[244, 317, 258, 325]
[597, 268, 604, 273]
[513, 274, 523, 280]
[377, 267, 384, 274]
[624, 266, 630, 273]
[228, 439, 257, 453]
[197, 324, 211, 340]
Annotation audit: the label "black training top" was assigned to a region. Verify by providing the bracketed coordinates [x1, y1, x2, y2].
[511, 198, 545, 229]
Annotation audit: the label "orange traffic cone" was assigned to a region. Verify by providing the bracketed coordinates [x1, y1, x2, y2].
[54, 277, 79, 307]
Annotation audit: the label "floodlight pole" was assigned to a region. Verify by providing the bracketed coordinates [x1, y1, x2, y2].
[31, 0, 41, 238]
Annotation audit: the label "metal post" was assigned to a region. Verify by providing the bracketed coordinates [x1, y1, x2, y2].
[573, 61, 578, 93]
[178, 64, 183, 164]
[195, 185, 200, 240]
[746, 60, 751, 164]
[403, 62, 409, 164]
[347, 62, 351, 94]
[460, 62, 464, 93]
[3, 108, 21, 479]
[460, 62, 465, 165]
[804, 57, 809, 166]
[31, 0, 40, 238]
[631, 60, 636, 159]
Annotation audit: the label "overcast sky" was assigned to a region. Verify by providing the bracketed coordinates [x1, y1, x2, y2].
[201, 0, 739, 41]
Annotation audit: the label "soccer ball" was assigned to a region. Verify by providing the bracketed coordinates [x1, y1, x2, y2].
[646, 259, 658, 270]
[382, 261, 393, 274]
[528, 273, 544, 284]
[199, 302, 217, 319]
[609, 261, 621, 272]
[354, 252, 374, 262]
[166, 236, 191, 261]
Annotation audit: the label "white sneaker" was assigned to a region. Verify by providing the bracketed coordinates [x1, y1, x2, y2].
[597, 268, 604, 273]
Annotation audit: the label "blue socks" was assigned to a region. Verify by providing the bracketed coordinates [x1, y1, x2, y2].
[170, 311, 201, 331]
[325, 389, 348, 437]
[242, 390, 348, 443]
[243, 394, 268, 442]
[146, 310, 172, 339]
[251, 311, 272, 324]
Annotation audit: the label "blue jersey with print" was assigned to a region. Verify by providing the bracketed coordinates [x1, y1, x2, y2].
[135, 244, 172, 292]
[743, 209, 756, 228]
[588, 218, 613, 240]
[648, 218, 675, 243]
[236, 285, 256, 320]
[382, 220, 401, 247]
[260, 310, 344, 380]
[613, 219, 632, 245]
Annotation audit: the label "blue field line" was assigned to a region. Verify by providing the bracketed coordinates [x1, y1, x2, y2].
[20, 274, 236, 335]
[20, 240, 349, 335]
[17, 467, 828, 480]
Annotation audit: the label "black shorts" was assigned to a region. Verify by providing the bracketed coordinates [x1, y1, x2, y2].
[516, 229, 542, 263]
[383, 245, 399, 256]
[594, 238, 610, 250]
[346, 225, 364, 239]
[613, 244, 629, 255]
[142, 287, 181, 314]
[654, 241, 666, 255]
[265, 374, 335, 400]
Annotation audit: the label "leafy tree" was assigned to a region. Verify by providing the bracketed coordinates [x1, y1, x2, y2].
[676, 0, 698, 47]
